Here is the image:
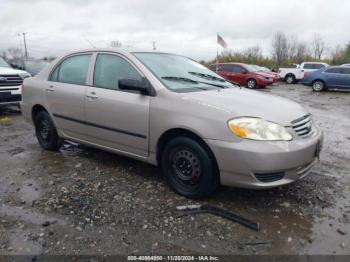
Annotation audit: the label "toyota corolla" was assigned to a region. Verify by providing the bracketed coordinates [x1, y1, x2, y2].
[21, 49, 323, 198]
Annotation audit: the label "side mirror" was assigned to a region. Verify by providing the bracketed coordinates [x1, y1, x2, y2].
[118, 78, 154, 96]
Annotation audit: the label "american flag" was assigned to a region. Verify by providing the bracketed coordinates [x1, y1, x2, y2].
[217, 34, 227, 48]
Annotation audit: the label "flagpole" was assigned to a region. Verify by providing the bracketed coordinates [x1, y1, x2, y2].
[216, 33, 218, 73]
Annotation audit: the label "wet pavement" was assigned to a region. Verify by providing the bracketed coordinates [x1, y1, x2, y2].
[0, 84, 349, 256]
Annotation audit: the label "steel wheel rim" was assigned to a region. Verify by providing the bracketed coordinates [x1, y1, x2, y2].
[286, 77, 293, 84]
[171, 148, 201, 186]
[39, 119, 51, 141]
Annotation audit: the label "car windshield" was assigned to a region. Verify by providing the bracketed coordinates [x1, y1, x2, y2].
[244, 64, 260, 72]
[0, 57, 10, 67]
[24, 60, 49, 75]
[133, 52, 236, 92]
[251, 65, 264, 71]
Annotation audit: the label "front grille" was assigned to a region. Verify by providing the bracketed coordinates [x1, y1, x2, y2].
[0, 74, 23, 86]
[0, 93, 21, 103]
[291, 114, 313, 137]
[254, 172, 285, 183]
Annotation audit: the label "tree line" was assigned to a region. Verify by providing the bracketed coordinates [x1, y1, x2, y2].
[203, 32, 350, 68]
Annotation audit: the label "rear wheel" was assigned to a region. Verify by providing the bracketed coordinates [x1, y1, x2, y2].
[161, 137, 219, 198]
[285, 74, 296, 84]
[246, 79, 257, 89]
[34, 111, 62, 151]
[312, 80, 325, 92]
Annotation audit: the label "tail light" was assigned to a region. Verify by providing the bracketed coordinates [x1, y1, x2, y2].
[304, 72, 309, 78]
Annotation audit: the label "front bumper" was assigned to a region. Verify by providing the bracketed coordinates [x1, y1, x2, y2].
[206, 125, 323, 189]
[0, 86, 22, 106]
[256, 78, 274, 86]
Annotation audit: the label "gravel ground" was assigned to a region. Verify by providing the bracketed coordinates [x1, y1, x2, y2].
[0, 83, 349, 257]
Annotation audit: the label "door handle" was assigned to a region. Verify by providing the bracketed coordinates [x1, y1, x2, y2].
[86, 91, 98, 99]
[46, 85, 55, 92]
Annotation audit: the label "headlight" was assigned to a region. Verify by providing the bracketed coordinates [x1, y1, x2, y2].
[228, 117, 292, 141]
[19, 73, 31, 79]
[257, 75, 265, 79]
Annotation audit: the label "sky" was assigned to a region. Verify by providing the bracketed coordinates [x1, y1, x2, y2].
[0, 0, 349, 61]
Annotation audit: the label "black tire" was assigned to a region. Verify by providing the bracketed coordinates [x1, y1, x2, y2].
[34, 111, 62, 151]
[312, 80, 325, 92]
[161, 137, 219, 198]
[246, 78, 257, 89]
[285, 74, 296, 84]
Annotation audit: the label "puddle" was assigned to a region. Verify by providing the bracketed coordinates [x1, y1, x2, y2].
[8, 229, 42, 255]
[0, 205, 67, 227]
[20, 179, 40, 204]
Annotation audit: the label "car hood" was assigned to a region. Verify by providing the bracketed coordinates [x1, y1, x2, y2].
[0, 66, 28, 75]
[179, 87, 308, 126]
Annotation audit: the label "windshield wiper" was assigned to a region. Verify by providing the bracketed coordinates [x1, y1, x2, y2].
[188, 71, 226, 83]
[162, 76, 228, 89]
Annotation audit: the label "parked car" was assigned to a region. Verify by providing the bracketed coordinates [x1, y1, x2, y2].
[341, 63, 350, 67]
[278, 62, 329, 84]
[10, 59, 50, 76]
[252, 65, 279, 82]
[209, 63, 275, 88]
[0, 57, 30, 107]
[301, 66, 350, 91]
[21, 49, 323, 198]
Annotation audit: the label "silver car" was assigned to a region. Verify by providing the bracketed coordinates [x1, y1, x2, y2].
[21, 49, 323, 198]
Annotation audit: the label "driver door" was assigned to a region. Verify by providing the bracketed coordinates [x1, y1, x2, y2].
[85, 52, 150, 157]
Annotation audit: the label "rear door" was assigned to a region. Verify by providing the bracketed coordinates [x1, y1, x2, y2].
[85, 52, 150, 157]
[46, 53, 92, 140]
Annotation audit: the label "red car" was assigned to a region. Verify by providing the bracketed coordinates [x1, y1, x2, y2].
[209, 63, 275, 89]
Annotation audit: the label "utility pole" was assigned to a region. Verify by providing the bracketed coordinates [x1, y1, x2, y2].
[152, 41, 156, 51]
[22, 32, 28, 58]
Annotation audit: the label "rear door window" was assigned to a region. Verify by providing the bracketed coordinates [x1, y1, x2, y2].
[303, 63, 313, 69]
[313, 64, 326, 69]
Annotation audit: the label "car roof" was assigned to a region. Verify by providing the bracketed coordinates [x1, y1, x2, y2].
[303, 61, 328, 65]
[213, 62, 246, 66]
[60, 48, 175, 57]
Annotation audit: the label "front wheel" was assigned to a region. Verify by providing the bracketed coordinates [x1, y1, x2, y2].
[34, 111, 62, 151]
[161, 137, 219, 198]
[312, 80, 325, 92]
[246, 79, 257, 89]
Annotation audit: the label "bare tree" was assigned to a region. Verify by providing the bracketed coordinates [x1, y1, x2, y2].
[311, 34, 325, 60]
[288, 35, 298, 62]
[243, 45, 263, 62]
[271, 32, 289, 65]
[7, 47, 23, 59]
[295, 42, 310, 64]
